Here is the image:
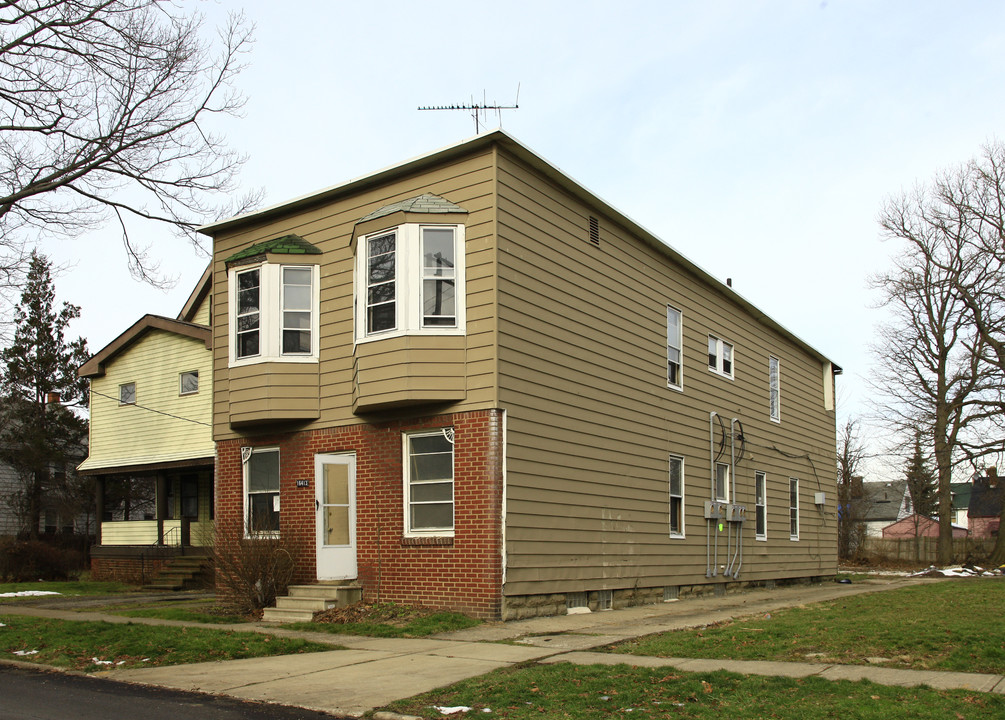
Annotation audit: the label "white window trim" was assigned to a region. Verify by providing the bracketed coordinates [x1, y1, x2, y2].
[789, 477, 800, 541]
[708, 335, 735, 379]
[769, 356, 781, 422]
[119, 382, 136, 405]
[228, 263, 320, 367]
[355, 223, 466, 344]
[669, 454, 685, 538]
[667, 305, 683, 391]
[714, 461, 730, 503]
[402, 428, 455, 538]
[179, 370, 199, 396]
[243, 447, 280, 538]
[755, 471, 767, 541]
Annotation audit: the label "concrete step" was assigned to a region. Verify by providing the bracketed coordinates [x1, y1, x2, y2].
[286, 582, 359, 598]
[263, 582, 363, 623]
[261, 607, 316, 623]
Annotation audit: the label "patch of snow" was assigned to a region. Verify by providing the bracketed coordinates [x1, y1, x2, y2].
[566, 606, 592, 615]
[0, 590, 62, 598]
[12, 650, 38, 656]
[434, 707, 472, 715]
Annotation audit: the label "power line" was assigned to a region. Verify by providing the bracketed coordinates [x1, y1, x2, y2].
[88, 388, 212, 427]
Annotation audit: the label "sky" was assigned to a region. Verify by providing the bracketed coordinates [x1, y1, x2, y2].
[34, 0, 1005, 481]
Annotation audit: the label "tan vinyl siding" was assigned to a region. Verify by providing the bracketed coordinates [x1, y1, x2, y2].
[81, 330, 214, 471]
[228, 362, 320, 425]
[212, 149, 500, 441]
[495, 149, 836, 596]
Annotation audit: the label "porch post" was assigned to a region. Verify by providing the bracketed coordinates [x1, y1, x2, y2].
[94, 476, 105, 545]
[156, 473, 167, 545]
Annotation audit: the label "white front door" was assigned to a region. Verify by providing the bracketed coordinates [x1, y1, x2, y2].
[315, 453, 357, 580]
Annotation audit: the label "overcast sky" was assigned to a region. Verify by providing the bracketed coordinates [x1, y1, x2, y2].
[38, 0, 1005, 480]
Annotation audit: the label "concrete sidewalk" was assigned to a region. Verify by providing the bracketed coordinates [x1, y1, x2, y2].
[4, 576, 1003, 718]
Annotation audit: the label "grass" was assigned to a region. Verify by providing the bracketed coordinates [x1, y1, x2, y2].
[381, 662, 1005, 719]
[285, 603, 480, 638]
[83, 599, 250, 624]
[0, 614, 336, 671]
[611, 578, 1005, 674]
[0, 580, 138, 600]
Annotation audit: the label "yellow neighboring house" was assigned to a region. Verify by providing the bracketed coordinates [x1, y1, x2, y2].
[78, 267, 214, 584]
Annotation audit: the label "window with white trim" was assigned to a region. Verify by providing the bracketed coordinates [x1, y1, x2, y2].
[669, 455, 684, 537]
[119, 382, 136, 405]
[179, 371, 199, 396]
[404, 429, 454, 535]
[245, 448, 280, 535]
[708, 335, 734, 378]
[755, 471, 767, 540]
[789, 477, 799, 540]
[229, 263, 319, 365]
[769, 356, 781, 422]
[667, 305, 682, 390]
[357, 224, 465, 341]
[715, 462, 730, 502]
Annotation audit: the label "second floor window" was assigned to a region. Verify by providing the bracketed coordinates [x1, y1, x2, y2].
[667, 305, 682, 389]
[708, 335, 734, 378]
[357, 224, 465, 341]
[229, 263, 319, 365]
[769, 356, 781, 422]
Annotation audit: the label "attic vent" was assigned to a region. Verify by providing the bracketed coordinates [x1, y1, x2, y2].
[588, 216, 600, 245]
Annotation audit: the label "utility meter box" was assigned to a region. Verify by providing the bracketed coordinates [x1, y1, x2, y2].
[704, 500, 725, 519]
[725, 504, 747, 522]
[814, 492, 827, 506]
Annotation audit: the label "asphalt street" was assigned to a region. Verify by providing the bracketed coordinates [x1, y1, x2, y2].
[0, 664, 351, 720]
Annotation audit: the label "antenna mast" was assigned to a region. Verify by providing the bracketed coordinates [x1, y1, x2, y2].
[418, 86, 520, 134]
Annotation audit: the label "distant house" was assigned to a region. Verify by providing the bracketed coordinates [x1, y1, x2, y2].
[968, 470, 1004, 539]
[197, 131, 841, 620]
[860, 481, 911, 537]
[951, 481, 974, 528]
[882, 514, 967, 539]
[0, 436, 89, 538]
[77, 267, 214, 583]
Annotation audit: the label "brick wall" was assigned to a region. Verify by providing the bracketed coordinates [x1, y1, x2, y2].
[216, 409, 504, 618]
[91, 555, 169, 585]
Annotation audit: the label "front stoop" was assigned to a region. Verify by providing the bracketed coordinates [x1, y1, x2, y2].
[261, 581, 363, 623]
[142, 555, 213, 591]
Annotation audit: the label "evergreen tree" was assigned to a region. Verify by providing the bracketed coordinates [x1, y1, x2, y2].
[905, 431, 939, 518]
[0, 251, 89, 539]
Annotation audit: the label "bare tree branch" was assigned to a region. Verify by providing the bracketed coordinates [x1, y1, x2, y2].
[0, 0, 260, 294]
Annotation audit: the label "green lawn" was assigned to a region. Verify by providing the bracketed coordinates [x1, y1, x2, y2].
[0, 614, 336, 671]
[82, 599, 251, 624]
[609, 578, 1005, 674]
[285, 607, 480, 638]
[0, 580, 138, 600]
[381, 663, 1005, 720]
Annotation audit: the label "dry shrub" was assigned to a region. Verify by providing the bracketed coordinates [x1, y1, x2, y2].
[0, 538, 83, 581]
[212, 520, 297, 616]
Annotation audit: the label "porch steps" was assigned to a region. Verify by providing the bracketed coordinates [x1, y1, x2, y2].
[261, 581, 362, 623]
[143, 555, 213, 591]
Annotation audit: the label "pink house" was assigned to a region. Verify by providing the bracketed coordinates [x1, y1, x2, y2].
[882, 514, 968, 539]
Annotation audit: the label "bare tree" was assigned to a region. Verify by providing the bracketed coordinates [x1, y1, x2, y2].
[872, 187, 1000, 565]
[836, 417, 867, 559]
[0, 0, 258, 291]
[908, 142, 1005, 565]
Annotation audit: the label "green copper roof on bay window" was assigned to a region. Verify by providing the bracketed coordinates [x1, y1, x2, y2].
[359, 193, 467, 223]
[224, 234, 322, 263]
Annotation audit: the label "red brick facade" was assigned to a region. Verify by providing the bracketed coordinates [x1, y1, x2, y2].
[215, 409, 504, 618]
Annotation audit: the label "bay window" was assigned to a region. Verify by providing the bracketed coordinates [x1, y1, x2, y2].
[228, 263, 319, 365]
[357, 224, 465, 341]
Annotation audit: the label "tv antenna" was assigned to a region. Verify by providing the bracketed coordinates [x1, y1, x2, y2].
[419, 86, 520, 134]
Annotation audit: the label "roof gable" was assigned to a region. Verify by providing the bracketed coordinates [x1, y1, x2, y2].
[79, 315, 211, 378]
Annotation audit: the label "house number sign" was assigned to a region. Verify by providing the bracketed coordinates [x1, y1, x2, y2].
[296, 480, 310, 488]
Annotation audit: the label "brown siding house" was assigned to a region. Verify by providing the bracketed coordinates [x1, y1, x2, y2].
[200, 132, 840, 620]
